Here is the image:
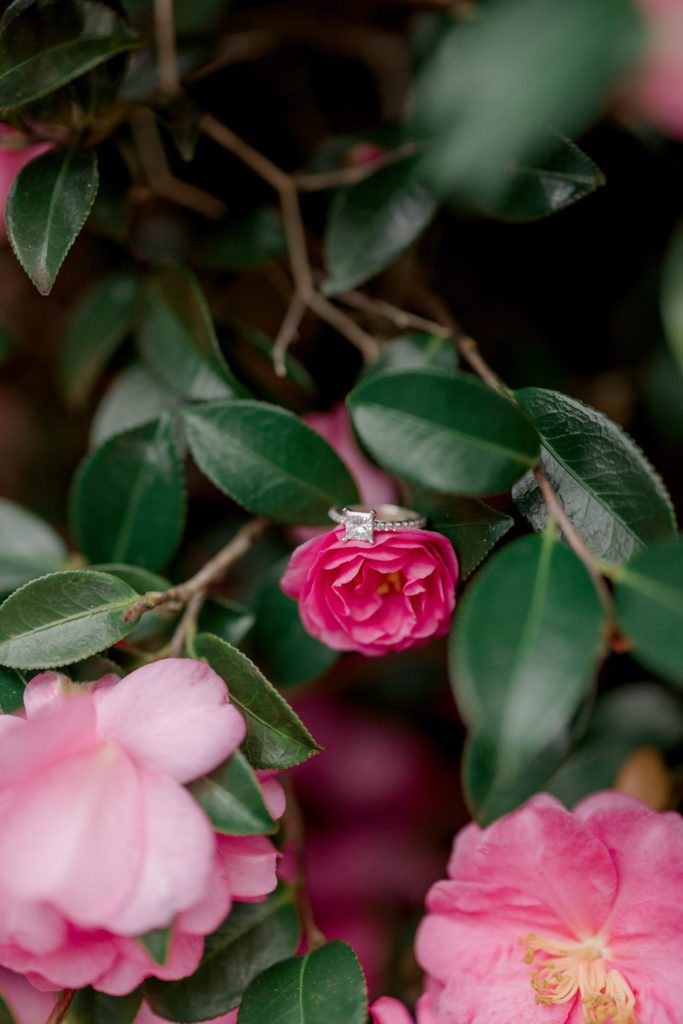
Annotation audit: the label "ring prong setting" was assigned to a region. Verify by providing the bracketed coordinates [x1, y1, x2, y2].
[342, 507, 376, 543]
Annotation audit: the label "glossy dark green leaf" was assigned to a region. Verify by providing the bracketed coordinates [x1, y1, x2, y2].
[71, 417, 186, 571]
[252, 560, 338, 687]
[514, 387, 676, 564]
[548, 683, 683, 806]
[200, 208, 287, 270]
[198, 597, 255, 648]
[60, 272, 140, 408]
[6, 147, 98, 295]
[661, 224, 683, 376]
[0, 498, 67, 591]
[0, 998, 16, 1024]
[137, 267, 246, 401]
[324, 156, 438, 295]
[189, 749, 277, 835]
[472, 132, 604, 221]
[138, 928, 172, 965]
[64, 652, 122, 682]
[613, 536, 683, 686]
[90, 365, 181, 448]
[193, 633, 320, 769]
[0, 570, 140, 669]
[365, 332, 458, 376]
[415, 0, 641, 204]
[184, 400, 359, 525]
[89, 563, 172, 641]
[0, 666, 25, 712]
[429, 496, 514, 579]
[145, 886, 300, 1022]
[69, 987, 142, 1024]
[347, 369, 539, 495]
[450, 531, 604, 823]
[0, 0, 137, 110]
[238, 941, 367, 1024]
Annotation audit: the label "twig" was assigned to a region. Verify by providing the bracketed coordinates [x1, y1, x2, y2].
[45, 991, 74, 1024]
[167, 591, 206, 657]
[273, 293, 307, 377]
[154, 0, 180, 95]
[533, 468, 612, 607]
[124, 517, 268, 624]
[294, 140, 420, 192]
[131, 109, 226, 220]
[282, 778, 326, 952]
[185, 29, 278, 83]
[200, 114, 379, 364]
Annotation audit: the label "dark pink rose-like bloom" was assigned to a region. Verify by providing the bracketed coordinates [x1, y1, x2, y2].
[416, 792, 683, 1024]
[282, 527, 458, 656]
[0, 660, 281, 995]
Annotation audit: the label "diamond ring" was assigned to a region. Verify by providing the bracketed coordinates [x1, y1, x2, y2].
[328, 504, 427, 543]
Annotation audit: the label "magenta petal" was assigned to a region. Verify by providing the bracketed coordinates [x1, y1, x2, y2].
[96, 658, 246, 783]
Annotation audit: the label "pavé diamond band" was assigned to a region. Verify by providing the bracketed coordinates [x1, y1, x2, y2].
[328, 504, 427, 543]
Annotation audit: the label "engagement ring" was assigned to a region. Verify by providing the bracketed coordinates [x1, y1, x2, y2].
[328, 504, 427, 543]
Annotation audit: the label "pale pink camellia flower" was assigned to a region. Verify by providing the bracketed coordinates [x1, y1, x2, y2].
[0, 660, 282, 995]
[281, 527, 458, 657]
[416, 792, 683, 1024]
[0, 125, 51, 234]
[634, 0, 683, 137]
[0, 967, 55, 1024]
[371, 995, 437, 1024]
[294, 403, 398, 544]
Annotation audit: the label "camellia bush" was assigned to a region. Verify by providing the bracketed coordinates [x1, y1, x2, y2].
[0, 0, 682, 1022]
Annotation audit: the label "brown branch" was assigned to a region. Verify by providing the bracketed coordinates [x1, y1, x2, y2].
[200, 114, 379, 364]
[167, 591, 206, 657]
[154, 0, 181, 95]
[273, 293, 307, 377]
[294, 140, 420, 192]
[45, 991, 74, 1024]
[124, 517, 268, 624]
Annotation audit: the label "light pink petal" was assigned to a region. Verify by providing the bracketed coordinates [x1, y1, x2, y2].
[94, 932, 204, 996]
[177, 848, 232, 936]
[416, 991, 439, 1024]
[218, 835, 279, 900]
[0, 893, 67, 955]
[0, 968, 56, 1024]
[104, 766, 215, 935]
[0, 696, 97, 787]
[370, 996, 414, 1024]
[96, 658, 246, 783]
[0, 744, 144, 928]
[258, 774, 286, 820]
[6, 932, 118, 991]
[23, 672, 75, 716]
[606, 900, 683, 1010]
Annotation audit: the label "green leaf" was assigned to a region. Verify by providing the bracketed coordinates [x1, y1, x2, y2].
[0, 997, 17, 1024]
[90, 364, 181, 448]
[0, 498, 67, 592]
[365, 332, 458, 376]
[0, 666, 25, 712]
[184, 400, 359, 525]
[6, 147, 98, 295]
[71, 417, 186, 572]
[661, 223, 683, 377]
[429, 496, 514, 579]
[137, 266, 246, 401]
[189, 749, 277, 835]
[198, 597, 255, 647]
[0, 0, 138, 110]
[450, 531, 604, 823]
[613, 536, 683, 686]
[60, 272, 140, 408]
[0, 569, 140, 669]
[324, 156, 438, 295]
[347, 369, 539, 495]
[548, 683, 683, 806]
[145, 886, 300, 1022]
[69, 988, 142, 1024]
[252, 560, 338, 687]
[237, 941, 367, 1024]
[193, 633, 320, 769]
[0, 325, 15, 366]
[138, 927, 172, 965]
[514, 387, 676, 564]
[89, 563, 172, 642]
[472, 132, 604, 222]
[64, 652, 122, 682]
[200, 208, 287, 270]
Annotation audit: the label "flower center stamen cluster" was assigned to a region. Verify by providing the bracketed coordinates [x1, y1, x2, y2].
[377, 570, 404, 595]
[521, 933, 639, 1024]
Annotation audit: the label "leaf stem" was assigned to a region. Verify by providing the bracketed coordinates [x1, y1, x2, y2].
[45, 990, 74, 1024]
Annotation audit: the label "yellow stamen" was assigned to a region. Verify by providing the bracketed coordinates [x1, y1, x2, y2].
[377, 571, 403, 595]
[521, 934, 639, 1024]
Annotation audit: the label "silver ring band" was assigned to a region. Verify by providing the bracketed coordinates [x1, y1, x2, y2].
[329, 504, 427, 543]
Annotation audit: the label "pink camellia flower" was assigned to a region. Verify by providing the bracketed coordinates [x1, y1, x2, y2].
[0, 968, 55, 1024]
[416, 792, 683, 1024]
[0, 126, 50, 234]
[282, 527, 458, 656]
[370, 995, 437, 1024]
[0, 660, 281, 995]
[294, 403, 398, 544]
[635, 0, 683, 136]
